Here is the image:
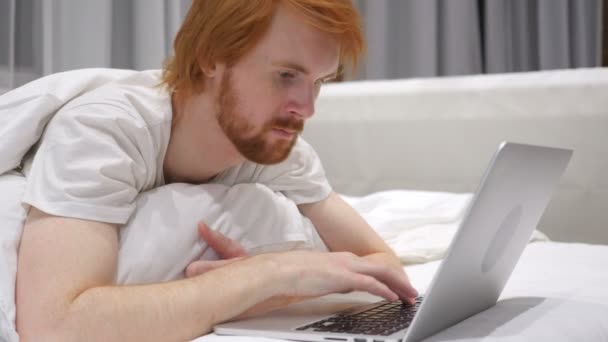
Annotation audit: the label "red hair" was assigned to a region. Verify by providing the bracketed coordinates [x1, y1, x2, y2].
[162, 0, 364, 94]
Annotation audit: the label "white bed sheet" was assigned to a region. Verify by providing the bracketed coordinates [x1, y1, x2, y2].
[2, 169, 604, 341]
[193, 241, 608, 342]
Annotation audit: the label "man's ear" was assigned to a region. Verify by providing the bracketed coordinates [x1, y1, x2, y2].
[198, 57, 218, 78]
[202, 64, 218, 78]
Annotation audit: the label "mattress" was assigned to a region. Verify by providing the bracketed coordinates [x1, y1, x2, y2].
[193, 241, 608, 341]
[2, 171, 606, 341]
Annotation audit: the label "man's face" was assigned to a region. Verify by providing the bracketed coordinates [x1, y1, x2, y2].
[213, 5, 340, 165]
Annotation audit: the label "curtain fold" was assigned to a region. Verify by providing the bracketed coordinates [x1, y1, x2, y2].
[52, 0, 113, 71]
[356, 0, 603, 80]
[60, 0, 189, 72]
[1, 0, 604, 90]
[0, 0, 190, 90]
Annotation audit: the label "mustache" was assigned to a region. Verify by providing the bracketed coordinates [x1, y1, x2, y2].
[272, 116, 304, 133]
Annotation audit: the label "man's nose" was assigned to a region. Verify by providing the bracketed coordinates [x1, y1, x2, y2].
[287, 86, 316, 120]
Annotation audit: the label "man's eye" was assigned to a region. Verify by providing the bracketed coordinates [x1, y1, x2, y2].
[279, 71, 296, 79]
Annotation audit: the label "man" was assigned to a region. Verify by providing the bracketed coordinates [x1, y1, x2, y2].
[15, 0, 418, 340]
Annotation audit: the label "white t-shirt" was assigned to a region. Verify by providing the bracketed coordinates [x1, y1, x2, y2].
[21, 70, 331, 224]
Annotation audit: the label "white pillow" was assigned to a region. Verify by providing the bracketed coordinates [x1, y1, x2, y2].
[342, 190, 549, 264]
[117, 182, 326, 284]
[0, 172, 25, 342]
[0, 174, 325, 341]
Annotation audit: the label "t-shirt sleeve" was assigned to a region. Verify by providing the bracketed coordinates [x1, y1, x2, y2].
[23, 103, 150, 224]
[254, 137, 332, 204]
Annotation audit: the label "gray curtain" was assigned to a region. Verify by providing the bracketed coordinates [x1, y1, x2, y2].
[0, 0, 604, 92]
[0, 0, 190, 91]
[355, 0, 603, 80]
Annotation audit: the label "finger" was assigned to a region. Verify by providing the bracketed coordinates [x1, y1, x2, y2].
[198, 222, 247, 258]
[185, 259, 228, 277]
[185, 258, 239, 278]
[370, 265, 418, 301]
[348, 258, 418, 301]
[350, 274, 399, 302]
[351, 259, 417, 297]
[198, 222, 248, 259]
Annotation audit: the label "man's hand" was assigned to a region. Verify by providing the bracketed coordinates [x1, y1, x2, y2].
[299, 192, 419, 304]
[363, 252, 418, 304]
[185, 223, 313, 319]
[185, 223, 248, 277]
[186, 222, 417, 312]
[189, 223, 417, 302]
[261, 250, 416, 302]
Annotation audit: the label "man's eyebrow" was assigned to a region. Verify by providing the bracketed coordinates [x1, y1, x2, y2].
[272, 61, 338, 80]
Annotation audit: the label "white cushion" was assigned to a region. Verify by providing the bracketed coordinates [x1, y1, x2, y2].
[306, 68, 608, 244]
[117, 182, 325, 284]
[0, 173, 26, 342]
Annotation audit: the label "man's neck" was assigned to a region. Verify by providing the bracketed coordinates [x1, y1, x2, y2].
[163, 91, 244, 184]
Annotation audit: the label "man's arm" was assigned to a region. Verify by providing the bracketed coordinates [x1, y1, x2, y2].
[16, 207, 279, 342]
[17, 207, 408, 341]
[298, 191, 418, 300]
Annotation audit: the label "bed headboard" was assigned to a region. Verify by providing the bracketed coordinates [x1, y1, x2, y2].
[303, 68, 608, 245]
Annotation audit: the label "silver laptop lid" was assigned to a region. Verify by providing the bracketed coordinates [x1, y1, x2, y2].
[214, 142, 572, 342]
[404, 142, 572, 342]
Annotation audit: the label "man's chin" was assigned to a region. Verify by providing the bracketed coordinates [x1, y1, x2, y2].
[247, 148, 292, 165]
[242, 141, 296, 165]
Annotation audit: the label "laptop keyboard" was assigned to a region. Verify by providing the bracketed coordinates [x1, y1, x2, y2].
[295, 297, 424, 336]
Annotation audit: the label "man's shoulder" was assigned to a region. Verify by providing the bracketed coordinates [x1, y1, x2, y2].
[60, 70, 172, 128]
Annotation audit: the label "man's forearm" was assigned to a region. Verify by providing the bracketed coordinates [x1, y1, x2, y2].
[235, 255, 405, 320]
[236, 252, 403, 320]
[51, 258, 278, 342]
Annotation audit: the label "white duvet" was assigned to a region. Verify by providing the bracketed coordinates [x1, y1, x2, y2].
[0, 173, 548, 342]
[342, 190, 548, 264]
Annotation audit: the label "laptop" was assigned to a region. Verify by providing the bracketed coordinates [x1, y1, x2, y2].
[214, 141, 573, 342]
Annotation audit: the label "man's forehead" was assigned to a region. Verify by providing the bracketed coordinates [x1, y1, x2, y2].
[259, 4, 340, 76]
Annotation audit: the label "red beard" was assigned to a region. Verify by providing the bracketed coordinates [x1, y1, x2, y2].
[216, 69, 302, 164]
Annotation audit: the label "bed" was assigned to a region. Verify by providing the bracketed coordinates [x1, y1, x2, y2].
[1, 68, 607, 342]
[193, 68, 608, 341]
[194, 242, 608, 342]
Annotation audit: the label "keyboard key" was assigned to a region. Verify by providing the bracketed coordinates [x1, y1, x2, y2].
[295, 298, 424, 335]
